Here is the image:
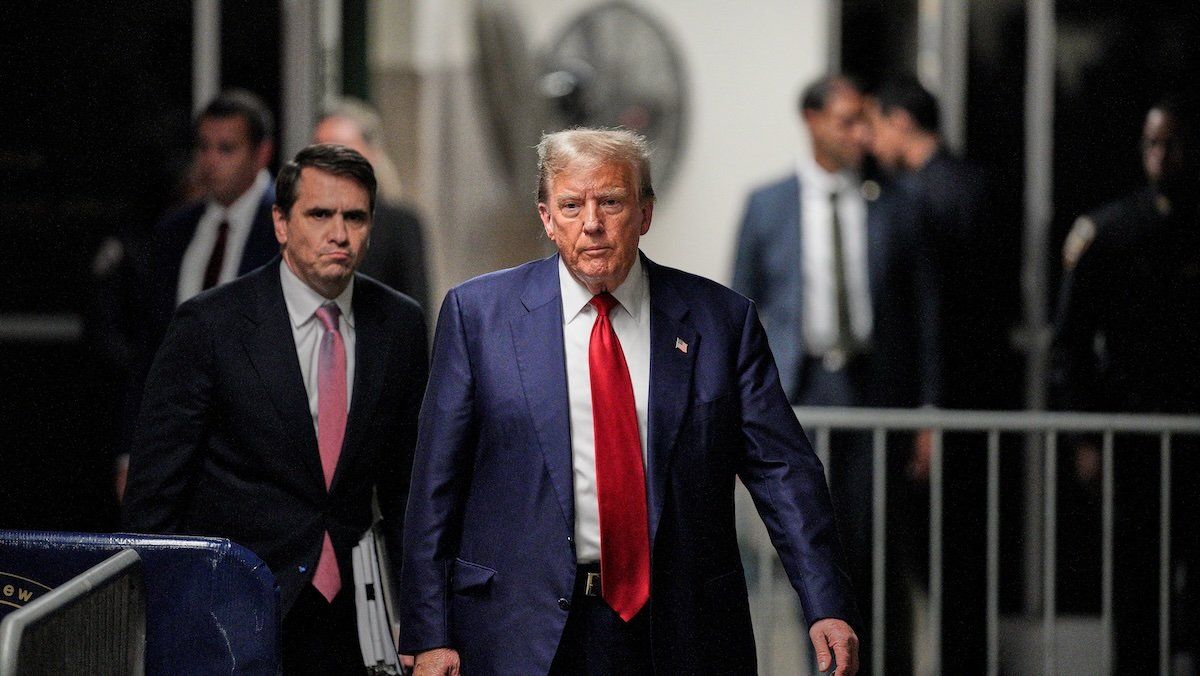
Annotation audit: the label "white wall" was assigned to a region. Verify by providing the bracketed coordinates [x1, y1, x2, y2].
[372, 0, 828, 299]
[512, 0, 829, 284]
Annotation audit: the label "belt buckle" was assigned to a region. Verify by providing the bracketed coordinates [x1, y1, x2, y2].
[823, 348, 847, 372]
[584, 572, 601, 597]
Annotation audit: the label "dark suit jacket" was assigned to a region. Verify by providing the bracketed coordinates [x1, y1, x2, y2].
[398, 254, 857, 674]
[145, 186, 281, 352]
[122, 259, 429, 616]
[119, 188, 281, 456]
[909, 149, 1017, 409]
[358, 200, 430, 313]
[731, 173, 941, 407]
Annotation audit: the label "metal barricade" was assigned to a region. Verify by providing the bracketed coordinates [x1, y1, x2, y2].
[0, 548, 145, 675]
[738, 407, 1200, 676]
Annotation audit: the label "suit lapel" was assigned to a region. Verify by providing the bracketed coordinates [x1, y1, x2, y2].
[511, 257, 575, 532]
[241, 261, 325, 488]
[334, 278, 392, 492]
[644, 258, 696, 547]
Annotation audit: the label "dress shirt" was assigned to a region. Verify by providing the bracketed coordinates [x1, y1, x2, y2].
[797, 155, 873, 354]
[559, 255, 650, 564]
[279, 260, 356, 434]
[176, 169, 272, 304]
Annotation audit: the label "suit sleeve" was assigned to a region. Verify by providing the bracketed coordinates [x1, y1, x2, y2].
[731, 192, 764, 301]
[120, 300, 215, 533]
[399, 288, 478, 653]
[733, 301, 861, 629]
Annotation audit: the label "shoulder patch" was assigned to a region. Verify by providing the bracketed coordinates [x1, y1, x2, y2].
[1062, 216, 1096, 271]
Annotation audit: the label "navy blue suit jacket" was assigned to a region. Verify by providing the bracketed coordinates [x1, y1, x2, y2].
[731, 173, 941, 407]
[399, 254, 857, 673]
[123, 260, 429, 616]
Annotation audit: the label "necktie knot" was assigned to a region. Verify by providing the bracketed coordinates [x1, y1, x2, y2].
[316, 303, 341, 333]
[589, 292, 619, 317]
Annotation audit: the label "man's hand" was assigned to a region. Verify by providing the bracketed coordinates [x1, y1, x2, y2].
[809, 618, 859, 675]
[1074, 441, 1101, 489]
[908, 429, 935, 482]
[412, 647, 460, 676]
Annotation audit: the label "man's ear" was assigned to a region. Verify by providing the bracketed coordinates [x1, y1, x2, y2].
[538, 203, 555, 240]
[639, 200, 654, 236]
[272, 204, 288, 246]
[256, 140, 275, 171]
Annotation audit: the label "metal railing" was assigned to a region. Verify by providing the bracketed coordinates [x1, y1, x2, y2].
[739, 407, 1200, 676]
[0, 549, 146, 675]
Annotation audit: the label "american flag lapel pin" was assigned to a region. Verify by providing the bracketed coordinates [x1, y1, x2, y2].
[675, 337, 688, 354]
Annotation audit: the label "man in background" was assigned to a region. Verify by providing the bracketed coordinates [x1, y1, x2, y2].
[1051, 100, 1200, 670]
[732, 74, 939, 672]
[124, 144, 428, 674]
[314, 98, 430, 310]
[114, 90, 281, 497]
[868, 74, 1004, 672]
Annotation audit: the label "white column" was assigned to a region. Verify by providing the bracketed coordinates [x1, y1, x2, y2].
[192, 0, 221, 112]
[281, 0, 341, 160]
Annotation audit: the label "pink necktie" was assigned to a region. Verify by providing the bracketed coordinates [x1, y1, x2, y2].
[589, 293, 650, 621]
[313, 303, 347, 602]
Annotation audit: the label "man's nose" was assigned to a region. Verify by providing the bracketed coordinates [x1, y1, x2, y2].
[329, 214, 350, 242]
[582, 202, 603, 232]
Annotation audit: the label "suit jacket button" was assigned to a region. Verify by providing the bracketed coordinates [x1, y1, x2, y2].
[558, 597, 571, 611]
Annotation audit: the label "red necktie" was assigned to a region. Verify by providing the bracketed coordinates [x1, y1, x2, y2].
[588, 293, 650, 621]
[202, 220, 229, 290]
[313, 303, 347, 602]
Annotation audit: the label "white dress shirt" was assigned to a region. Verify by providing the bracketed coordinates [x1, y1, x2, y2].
[559, 255, 651, 564]
[176, 169, 272, 305]
[279, 260, 357, 434]
[797, 155, 873, 354]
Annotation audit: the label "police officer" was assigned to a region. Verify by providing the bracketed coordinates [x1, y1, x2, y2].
[1051, 99, 1200, 671]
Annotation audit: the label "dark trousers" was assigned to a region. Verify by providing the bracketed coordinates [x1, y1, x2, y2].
[796, 356, 914, 674]
[549, 564, 653, 674]
[282, 584, 366, 676]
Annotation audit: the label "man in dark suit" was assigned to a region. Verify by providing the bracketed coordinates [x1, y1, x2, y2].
[400, 128, 859, 674]
[314, 98, 431, 310]
[123, 144, 429, 674]
[869, 74, 1015, 412]
[145, 89, 282, 353]
[868, 74, 1005, 672]
[732, 75, 939, 672]
[115, 90, 283, 498]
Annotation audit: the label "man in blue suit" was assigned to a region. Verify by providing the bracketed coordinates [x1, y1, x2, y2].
[400, 128, 859, 674]
[732, 75, 940, 672]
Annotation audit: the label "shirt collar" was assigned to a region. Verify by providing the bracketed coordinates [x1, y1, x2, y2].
[279, 259, 355, 330]
[559, 253, 648, 325]
[797, 153, 857, 196]
[204, 169, 272, 231]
